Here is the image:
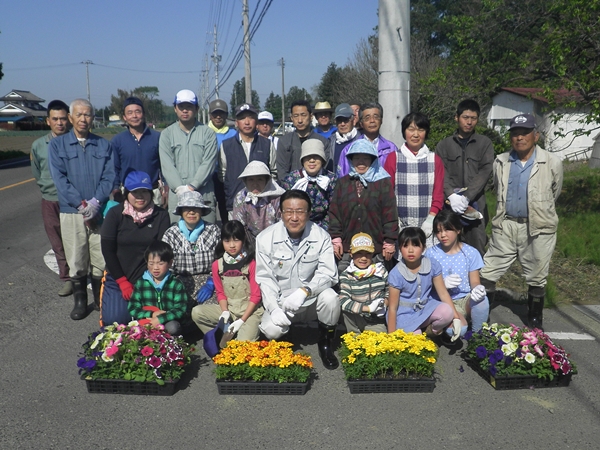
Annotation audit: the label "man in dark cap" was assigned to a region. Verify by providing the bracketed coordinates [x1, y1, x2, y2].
[480, 114, 563, 330]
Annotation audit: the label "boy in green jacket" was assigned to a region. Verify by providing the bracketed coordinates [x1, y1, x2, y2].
[128, 241, 188, 335]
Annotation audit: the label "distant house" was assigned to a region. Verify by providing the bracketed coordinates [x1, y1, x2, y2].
[488, 87, 599, 160]
[0, 89, 47, 130]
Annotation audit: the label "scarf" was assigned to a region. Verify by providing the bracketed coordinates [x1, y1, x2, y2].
[348, 163, 390, 187]
[335, 127, 358, 144]
[345, 261, 387, 280]
[244, 178, 286, 205]
[208, 121, 229, 134]
[291, 169, 330, 191]
[178, 218, 205, 243]
[223, 250, 248, 265]
[122, 200, 154, 224]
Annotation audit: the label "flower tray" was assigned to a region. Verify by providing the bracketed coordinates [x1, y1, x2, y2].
[83, 376, 178, 396]
[347, 377, 436, 394]
[470, 363, 572, 390]
[216, 380, 310, 395]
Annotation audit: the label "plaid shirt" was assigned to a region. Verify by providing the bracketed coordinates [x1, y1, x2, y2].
[162, 223, 221, 276]
[128, 273, 188, 324]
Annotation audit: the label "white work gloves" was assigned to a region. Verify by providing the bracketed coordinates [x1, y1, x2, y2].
[367, 298, 386, 315]
[270, 307, 292, 327]
[451, 318, 462, 342]
[444, 273, 462, 289]
[470, 285, 486, 303]
[229, 319, 245, 334]
[421, 215, 435, 238]
[448, 193, 469, 214]
[281, 288, 308, 315]
[219, 311, 231, 323]
[175, 185, 190, 196]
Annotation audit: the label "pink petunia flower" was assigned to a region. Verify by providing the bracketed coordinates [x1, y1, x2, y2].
[141, 346, 154, 357]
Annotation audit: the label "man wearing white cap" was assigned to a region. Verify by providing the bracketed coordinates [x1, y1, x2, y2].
[257, 110, 279, 149]
[159, 89, 218, 223]
[219, 103, 277, 219]
[480, 113, 563, 330]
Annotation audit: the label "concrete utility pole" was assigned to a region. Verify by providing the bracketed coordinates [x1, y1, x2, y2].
[212, 24, 222, 99]
[81, 60, 93, 103]
[242, 0, 252, 104]
[378, 0, 410, 145]
[278, 57, 285, 125]
[201, 55, 209, 123]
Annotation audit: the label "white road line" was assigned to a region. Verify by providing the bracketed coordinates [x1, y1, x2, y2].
[545, 332, 595, 341]
[44, 249, 60, 275]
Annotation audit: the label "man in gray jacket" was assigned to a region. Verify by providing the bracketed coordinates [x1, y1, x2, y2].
[435, 99, 494, 256]
[159, 89, 218, 223]
[276, 100, 330, 181]
[255, 190, 340, 369]
[480, 114, 563, 330]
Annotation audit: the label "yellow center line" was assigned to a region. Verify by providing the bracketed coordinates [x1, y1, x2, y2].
[0, 178, 35, 191]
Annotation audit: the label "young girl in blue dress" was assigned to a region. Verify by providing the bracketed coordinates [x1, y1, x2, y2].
[387, 227, 456, 335]
[426, 209, 489, 340]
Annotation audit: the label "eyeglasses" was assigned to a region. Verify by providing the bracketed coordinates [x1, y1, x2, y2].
[292, 113, 309, 119]
[362, 114, 381, 122]
[336, 117, 352, 123]
[282, 209, 308, 218]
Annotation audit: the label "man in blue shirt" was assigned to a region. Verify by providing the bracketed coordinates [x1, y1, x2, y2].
[111, 97, 165, 206]
[480, 114, 563, 330]
[49, 99, 114, 320]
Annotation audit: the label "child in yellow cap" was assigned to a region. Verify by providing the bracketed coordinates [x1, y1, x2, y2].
[338, 232, 389, 333]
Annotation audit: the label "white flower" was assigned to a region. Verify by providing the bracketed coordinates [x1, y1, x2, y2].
[101, 352, 114, 362]
[90, 333, 105, 350]
[501, 342, 518, 356]
[525, 353, 536, 364]
[500, 333, 512, 344]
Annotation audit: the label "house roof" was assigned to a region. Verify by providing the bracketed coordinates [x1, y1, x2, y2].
[0, 89, 45, 103]
[0, 103, 47, 117]
[501, 87, 582, 104]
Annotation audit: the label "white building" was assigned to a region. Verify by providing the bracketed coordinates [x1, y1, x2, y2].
[488, 87, 599, 160]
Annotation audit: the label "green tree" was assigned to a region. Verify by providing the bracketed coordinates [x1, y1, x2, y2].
[316, 63, 344, 105]
[230, 78, 260, 112]
[264, 91, 283, 123]
[286, 86, 312, 106]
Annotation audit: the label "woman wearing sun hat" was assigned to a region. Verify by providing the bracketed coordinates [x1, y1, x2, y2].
[100, 171, 171, 325]
[162, 190, 221, 306]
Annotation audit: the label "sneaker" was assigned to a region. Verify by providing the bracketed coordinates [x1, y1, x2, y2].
[58, 281, 73, 297]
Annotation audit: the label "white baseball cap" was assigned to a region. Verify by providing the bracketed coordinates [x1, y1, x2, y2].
[258, 111, 274, 122]
[173, 89, 198, 106]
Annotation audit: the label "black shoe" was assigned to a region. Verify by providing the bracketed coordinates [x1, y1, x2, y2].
[70, 277, 89, 320]
[317, 323, 339, 370]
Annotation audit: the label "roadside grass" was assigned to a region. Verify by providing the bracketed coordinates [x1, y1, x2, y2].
[0, 150, 27, 161]
[485, 161, 600, 305]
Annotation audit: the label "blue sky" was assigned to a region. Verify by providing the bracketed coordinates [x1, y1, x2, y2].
[0, 0, 378, 110]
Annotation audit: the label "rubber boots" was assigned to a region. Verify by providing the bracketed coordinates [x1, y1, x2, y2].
[70, 276, 89, 320]
[91, 276, 103, 312]
[527, 286, 545, 330]
[318, 323, 339, 370]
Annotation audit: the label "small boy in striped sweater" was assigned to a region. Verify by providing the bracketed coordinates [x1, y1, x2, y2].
[339, 233, 389, 333]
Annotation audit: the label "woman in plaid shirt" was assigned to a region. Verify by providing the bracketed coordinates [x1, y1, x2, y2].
[162, 191, 221, 307]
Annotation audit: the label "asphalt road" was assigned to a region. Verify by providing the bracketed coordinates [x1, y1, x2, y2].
[1, 163, 600, 449]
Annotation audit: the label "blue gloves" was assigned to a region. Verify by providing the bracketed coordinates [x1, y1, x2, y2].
[196, 277, 215, 303]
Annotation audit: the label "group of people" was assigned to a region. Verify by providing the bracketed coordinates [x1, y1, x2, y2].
[32, 90, 562, 370]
